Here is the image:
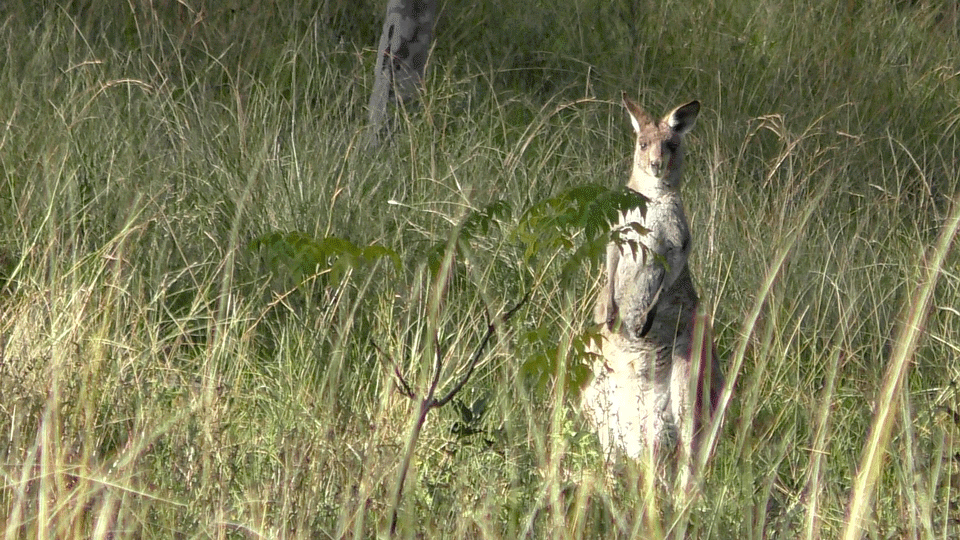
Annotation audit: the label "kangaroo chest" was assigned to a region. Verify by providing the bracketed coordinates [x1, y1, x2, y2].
[615, 195, 699, 341]
[618, 196, 690, 258]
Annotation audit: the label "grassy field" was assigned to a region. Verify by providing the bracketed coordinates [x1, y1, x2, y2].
[1, 1, 959, 538]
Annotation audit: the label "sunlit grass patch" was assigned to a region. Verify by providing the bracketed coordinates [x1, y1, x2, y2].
[1, 1, 959, 538]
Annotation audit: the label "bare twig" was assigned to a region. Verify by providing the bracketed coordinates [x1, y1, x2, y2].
[394, 365, 416, 400]
[434, 292, 529, 408]
[386, 293, 529, 536]
[370, 338, 416, 399]
[428, 335, 443, 399]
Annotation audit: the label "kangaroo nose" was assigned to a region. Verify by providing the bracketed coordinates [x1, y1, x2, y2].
[650, 160, 663, 172]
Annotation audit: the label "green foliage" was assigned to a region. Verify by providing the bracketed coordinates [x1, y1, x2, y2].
[250, 230, 400, 290]
[423, 199, 514, 279]
[516, 184, 649, 281]
[450, 394, 491, 439]
[408, 184, 642, 407]
[518, 323, 597, 397]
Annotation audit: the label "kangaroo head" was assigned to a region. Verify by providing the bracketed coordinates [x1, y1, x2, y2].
[623, 93, 700, 194]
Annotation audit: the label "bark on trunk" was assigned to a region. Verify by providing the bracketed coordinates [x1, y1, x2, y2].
[367, 0, 436, 148]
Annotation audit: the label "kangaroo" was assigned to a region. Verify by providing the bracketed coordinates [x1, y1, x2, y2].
[582, 93, 723, 471]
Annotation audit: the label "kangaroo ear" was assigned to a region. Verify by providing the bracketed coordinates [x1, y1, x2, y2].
[622, 91, 654, 133]
[665, 100, 700, 135]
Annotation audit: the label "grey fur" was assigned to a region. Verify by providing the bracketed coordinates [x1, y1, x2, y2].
[583, 95, 723, 469]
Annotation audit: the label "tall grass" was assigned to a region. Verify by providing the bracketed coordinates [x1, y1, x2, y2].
[1, 1, 958, 538]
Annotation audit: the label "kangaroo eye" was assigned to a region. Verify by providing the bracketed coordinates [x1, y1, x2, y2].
[639, 142, 649, 151]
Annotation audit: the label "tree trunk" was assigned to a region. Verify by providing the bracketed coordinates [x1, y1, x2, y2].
[367, 0, 436, 148]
